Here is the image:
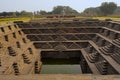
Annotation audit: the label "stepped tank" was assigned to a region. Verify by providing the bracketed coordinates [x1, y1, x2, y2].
[0, 18, 120, 79]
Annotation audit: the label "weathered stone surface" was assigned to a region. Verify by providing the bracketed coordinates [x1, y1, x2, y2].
[0, 23, 42, 75]
[0, 74, 120, 80]
[0, 18, 120, 78]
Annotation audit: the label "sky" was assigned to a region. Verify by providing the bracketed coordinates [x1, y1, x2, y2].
[0, 0, 120, 12]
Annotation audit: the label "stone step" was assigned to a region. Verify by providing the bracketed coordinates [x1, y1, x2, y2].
[99, 48, 112, 55]
[110, 53, 120, 64]
[95, 61, 108, 75]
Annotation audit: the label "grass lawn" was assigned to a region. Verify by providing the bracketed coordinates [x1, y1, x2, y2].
[77, 16, 120, 21]
[79, 16, 120, 21]
[0, 17, 31, 24]
[0, 16, 120, 25]
[93, 16, 120, 21]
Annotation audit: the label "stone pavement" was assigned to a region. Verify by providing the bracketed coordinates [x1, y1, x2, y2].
[0, 74, 120, 80]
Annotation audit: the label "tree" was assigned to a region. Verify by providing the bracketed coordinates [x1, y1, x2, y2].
[114, 7, 120, 15]
[64, 6, 78, 14]
[99, 2, 117, 15]
[12, 12, 16, 17]
[52, 6, 64, 14]
[40, 10, 47, 15]
[20, 10, 33, 17]
[15, 11, 21, 17]
[82, 7, 101, 16]
[52, 6, 78, 14]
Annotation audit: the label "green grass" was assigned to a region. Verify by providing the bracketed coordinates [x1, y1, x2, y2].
[92, 16, 120, 21]
[0, 17, 31, 24]
[1, 16, 120, 24]
[77, 16, 120, 21]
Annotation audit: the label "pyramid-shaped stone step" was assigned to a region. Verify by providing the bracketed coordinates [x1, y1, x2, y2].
[110, 53, 120, 64]
[34, 61, 41, 74]
[85, 45, 94, 53]
[7, 47, 17, 56]
[22, 54, 31, 64]
[87, 52, 99, 63]
[96, 38, 106, 47]
[95, 60, 108, 75]
[12, 63, 19, 75]
[113, 38, 120, 46]
[99, 44, 115, 55]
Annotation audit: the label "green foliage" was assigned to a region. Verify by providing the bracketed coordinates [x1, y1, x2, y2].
[99, 2, 117, 15]
[82, 7, 101, 16]
[52, 6, 64, 14]
[40, 10, 47, 15]
[114, 7, 120, 15]
[52, 6, 78, 14]
[82, 2, 118, 16]
[0, 17, 30, 23]
[0, 11, 33, 17]
[20, 10, 33, 17]
[0, 6, 78, 17]
[33, 6, 78, 15]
